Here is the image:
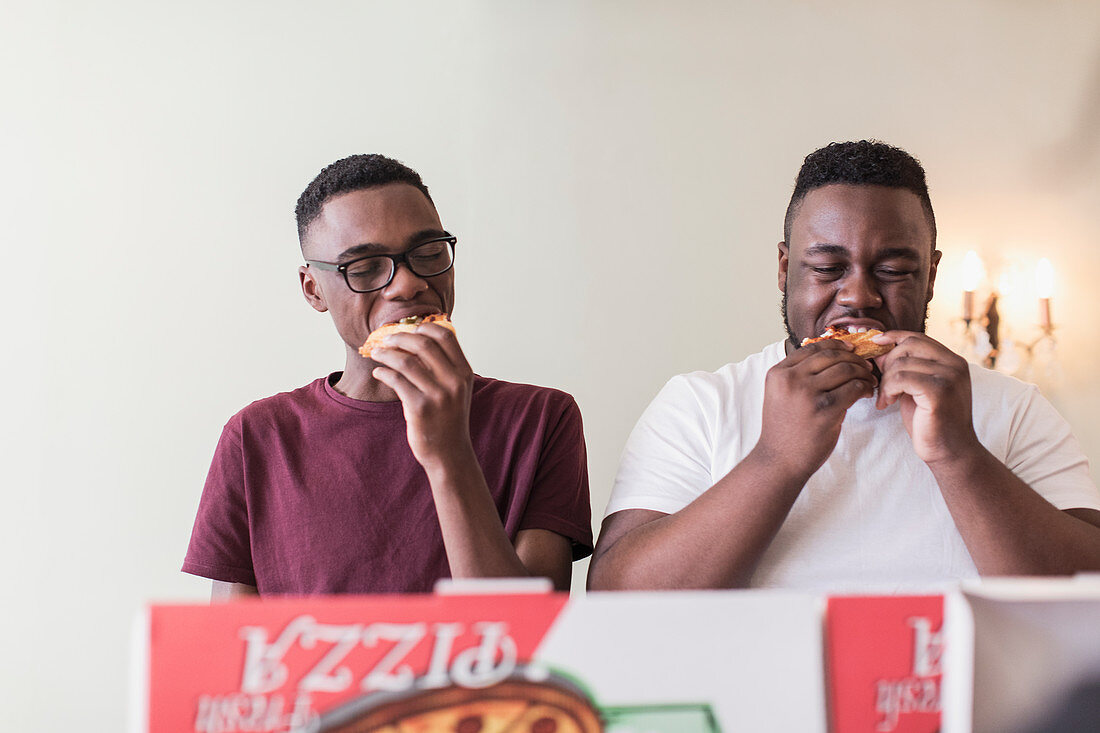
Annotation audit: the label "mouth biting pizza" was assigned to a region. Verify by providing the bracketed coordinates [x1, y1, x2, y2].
[800, 325, 893, 359]
[359, 313, 456, 359]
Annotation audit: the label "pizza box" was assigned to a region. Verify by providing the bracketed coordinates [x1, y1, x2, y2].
[825, 595, 944, 733]
[941, 575, 1100, 733]
[131, 586, 827, 733]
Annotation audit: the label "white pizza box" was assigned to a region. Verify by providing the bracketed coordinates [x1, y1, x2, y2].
[542, 590, 828, 732]
[942, 574, 1100, 733]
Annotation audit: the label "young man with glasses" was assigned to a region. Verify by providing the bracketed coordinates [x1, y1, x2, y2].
[183, 154, 592, 598]
[588, 141, 1100, 592]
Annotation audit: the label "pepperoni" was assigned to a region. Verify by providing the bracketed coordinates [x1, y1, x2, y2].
[456, 715, 484, 733]
[531, 717, 558, 733]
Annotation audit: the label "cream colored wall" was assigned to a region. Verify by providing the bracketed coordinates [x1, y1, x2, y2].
[5, 1, 1100, 729]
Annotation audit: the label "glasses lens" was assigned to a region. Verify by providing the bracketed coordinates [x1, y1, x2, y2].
[344, 257, 393, 292]
[407, 239, 455, 277]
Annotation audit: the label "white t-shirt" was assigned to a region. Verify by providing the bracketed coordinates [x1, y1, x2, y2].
[606, 341, 1100, 592]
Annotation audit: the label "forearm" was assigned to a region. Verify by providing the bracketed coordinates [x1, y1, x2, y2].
[211, 580, 259, 602]
[930, 448, 1100, 575]
[588, 448, 811, 590]
[423, 448, 534, 581]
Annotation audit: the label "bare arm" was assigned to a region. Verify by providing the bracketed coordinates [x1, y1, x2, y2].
[211, 581, 259, 602]
[875, 331, 1100, 574]
[421, 447, 574, 589]
[371, 324, 575, 590]
[588, 340, 877, 590]
[205, 527, 574, 598]
[587, 448, 815, 590]
[929, 452, 1100, 574]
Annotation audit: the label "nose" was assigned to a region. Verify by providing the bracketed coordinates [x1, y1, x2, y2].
[836, 270, 883, 310]
[382, 262, 429, 299]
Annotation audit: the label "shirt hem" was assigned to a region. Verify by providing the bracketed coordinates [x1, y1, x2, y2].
[181, 559, 257, 587]
[603, 495, 689, 519]
[517, 514, 595, 560]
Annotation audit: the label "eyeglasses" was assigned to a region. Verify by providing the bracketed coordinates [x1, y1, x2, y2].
[304, 236, 456, 293]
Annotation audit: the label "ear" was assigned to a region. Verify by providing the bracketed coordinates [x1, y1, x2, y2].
[926, 249, 942, 302]
[299, 265, 329, 313]
[778, 241, 790, 292]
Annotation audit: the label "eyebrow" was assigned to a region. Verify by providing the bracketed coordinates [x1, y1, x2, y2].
[802, 243, 849, 258]
[337, 228, 450, 262]
[803, 244, 922, 261]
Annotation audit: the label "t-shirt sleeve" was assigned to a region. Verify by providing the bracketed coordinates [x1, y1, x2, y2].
[181, 417, 258, 585]
[1006, 386, 1100, 511]
[519, 395, 594, 560]
[604, 374, 716, 517]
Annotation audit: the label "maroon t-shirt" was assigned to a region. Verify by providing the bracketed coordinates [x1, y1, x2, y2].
[182, 374, 593, 595]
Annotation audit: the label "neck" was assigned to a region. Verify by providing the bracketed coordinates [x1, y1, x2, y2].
[333, 347, 399, 402]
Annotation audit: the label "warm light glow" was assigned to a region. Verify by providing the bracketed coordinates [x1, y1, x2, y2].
[998, 272, 1014, 297]
[1035, 258, 1054, 299]
[961, 250, 984, 291]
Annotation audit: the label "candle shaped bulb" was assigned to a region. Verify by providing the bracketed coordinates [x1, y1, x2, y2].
[1036, 258, 1054, 331]
[961, 250, 984, 322]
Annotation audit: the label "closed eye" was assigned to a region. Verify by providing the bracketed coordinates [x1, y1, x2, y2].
[876, 268, 916, 279]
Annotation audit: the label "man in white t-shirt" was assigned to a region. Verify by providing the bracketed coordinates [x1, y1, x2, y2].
[588, 140, 1100, 592]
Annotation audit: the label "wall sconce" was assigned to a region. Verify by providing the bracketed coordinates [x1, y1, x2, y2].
[961, 250, 985, 326]
[953, 251, 1058, 382]
[1036, 258, 1054, 333]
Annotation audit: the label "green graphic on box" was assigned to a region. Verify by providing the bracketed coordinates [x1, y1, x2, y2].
[602, 703, 722, 732]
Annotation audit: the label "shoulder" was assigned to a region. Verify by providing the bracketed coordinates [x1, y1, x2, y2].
[967, 363, 1040, 411]
[656, 341, 783, 408]
[469, 378, 586, 456]
[224, 376, 330, 432]
[967, 363, 1074, 452]
[472, 375, 579, 413]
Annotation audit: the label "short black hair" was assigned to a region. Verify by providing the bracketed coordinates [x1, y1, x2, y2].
[783, 140, 936, 245]
[295, 154, 434, 245]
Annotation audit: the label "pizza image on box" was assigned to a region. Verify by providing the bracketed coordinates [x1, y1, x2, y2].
[137, 594, 755, 733]
[314, 674, 603, 733]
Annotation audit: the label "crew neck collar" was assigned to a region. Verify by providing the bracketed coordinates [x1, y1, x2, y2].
[321, 372, 404, 413]
[320, 372, 492, 413]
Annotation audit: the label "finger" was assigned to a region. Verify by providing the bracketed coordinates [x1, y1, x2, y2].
[795, 347, 876, 377]
[881, 353, 959, 377]
[816, 376, 877, 414]
[416, 322, 472, 373]
[875, 332, 955, 364]
[875, 368, 904, 409]
[370, 345, 444, 396]
[383, 325, 471, 377]
[807, 359, 879, 393]
[879, 348, 968, 387]
[371, 365, 424, 407]
[788, 338, 856, 365]
[878, 368, 955, 407]
[868, 329, 922, 347]
[381, 330, 456, 374]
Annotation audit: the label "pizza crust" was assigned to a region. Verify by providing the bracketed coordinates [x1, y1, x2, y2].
[800, 326, 892, 359]
[359, 314, 456, 359]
